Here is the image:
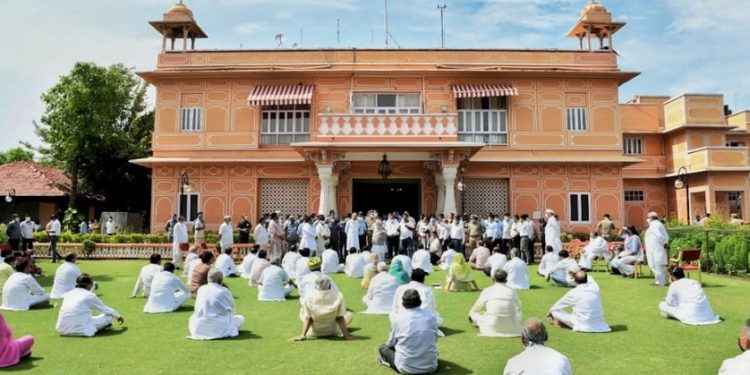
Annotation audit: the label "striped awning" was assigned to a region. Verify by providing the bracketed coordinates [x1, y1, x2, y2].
[452, 84, 518, 98]
[248, 84, 313, 106]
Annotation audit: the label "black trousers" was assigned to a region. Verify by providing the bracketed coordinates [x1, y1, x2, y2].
[8, 238, 20, 251]
[22, 238, 34, 251]
[378, 345, 399, 372]
[520, 236, 533, 264]
[49, 236, 60, 262]
[386, 236, 399, 258]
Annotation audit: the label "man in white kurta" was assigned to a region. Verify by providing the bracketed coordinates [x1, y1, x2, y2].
[144, 263, 189, 313]
[470, 269, 523, 337]
[578, 232, 610, 270]
[215, 248, 238, 278]
[56, 275, 122, 337]
[257, 259, 294, 302]
[344, 215, 361, 252]
[238, 247, 259, 279]
[363, 263, 399, 314]
[411, 248, 433, 273]
[50, 253, 82, 299]
[298, 257, 339, 300]
[294, 249, 311, 282]
[172, 217, 188, 269]
[503, 319, 572, 375]
[253, 222, 269, 250]
[538, 246, 560, 276]
[321, 248, 344, 274]
[544, 250, 580, 287]
[345, 248, 367, 278]
[544, 210, 562, 254]
[390, 269, 442, 325]
[282, 247, 301, 279]
[503, 249, 530, 290]
[549, 271, 611, 333]
[439, 245, 458, 271]
[293, 276, 353, 340]
[315, 217, 331, 256]
[248, 251, 270, 287]
[219, 216, 235, 253]
[658, 267, 720, 325]
[1, 261, 49, 311]
[486, 248, 508, 278]
[718, 321, 750, 374]
[300, 219, 318, 256]
[183, 248, 200, 278]
[645, 212, 670, 285]
[189, 269, 244, 340]
[131, 254, 162, 298]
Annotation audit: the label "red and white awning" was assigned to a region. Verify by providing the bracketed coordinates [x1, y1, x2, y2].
[452, 84, 518, 98]
[248, 84, 313, 106]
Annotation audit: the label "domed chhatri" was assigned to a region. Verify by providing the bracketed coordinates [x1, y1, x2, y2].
[149, 0, 207, 51]
[579, 0, 613, 23]
[165, 1, 194, 20]
[582, 0, 608, 16]
[566, 0, 624, 51]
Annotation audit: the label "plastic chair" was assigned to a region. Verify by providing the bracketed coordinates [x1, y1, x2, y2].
[670, 248, 702, 282]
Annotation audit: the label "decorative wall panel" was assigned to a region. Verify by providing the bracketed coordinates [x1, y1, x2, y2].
[259, 179, 309, 215]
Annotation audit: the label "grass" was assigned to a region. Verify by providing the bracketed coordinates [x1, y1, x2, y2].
[3, 260, 747, 374]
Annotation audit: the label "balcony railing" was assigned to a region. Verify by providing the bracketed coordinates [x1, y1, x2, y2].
[686, 147, 749, 170]
[457, 109, 508, 145]
[317, 113, 457, 139]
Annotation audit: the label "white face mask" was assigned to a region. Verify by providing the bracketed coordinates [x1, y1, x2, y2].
[25, 217, 30, 221]
[646, 218, 652, 223]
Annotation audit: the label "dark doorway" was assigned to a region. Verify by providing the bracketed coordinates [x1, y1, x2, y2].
[352, 179, 421, 217]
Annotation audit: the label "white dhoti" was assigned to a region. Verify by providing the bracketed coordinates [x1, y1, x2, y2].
[550, 310, 575, 329]
[616, 256, 639, 276]
[371, 244, 387, 263]
[646, 248, 667, 285]
[172, 242, 182, 268]
[579, 251, 611, 270]
[91, 314, 114, 331]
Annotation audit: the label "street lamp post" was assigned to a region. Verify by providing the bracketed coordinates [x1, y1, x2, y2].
[5, 189, 16, 213]
[674, 166, 690, 224]
[456, 167, 465, 218]
[179, 171, 191, 219]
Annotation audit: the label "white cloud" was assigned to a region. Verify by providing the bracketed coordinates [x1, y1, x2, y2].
[234, 21, 266, 35]
[664, 0, 749, 33]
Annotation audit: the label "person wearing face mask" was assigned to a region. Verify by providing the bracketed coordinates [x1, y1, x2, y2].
[544, 210, 562, 254]
[644, 212, 669, 286]
[718, 319, 750, 374]
[19, 216, 35, 252]
[4, 215, 21, 253]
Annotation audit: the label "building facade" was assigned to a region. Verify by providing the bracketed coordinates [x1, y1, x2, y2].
[133, 1, 750, 233]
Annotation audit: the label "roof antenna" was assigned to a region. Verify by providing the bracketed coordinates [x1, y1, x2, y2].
[384, 0, 388, 49]
[274, 33, 285, 48]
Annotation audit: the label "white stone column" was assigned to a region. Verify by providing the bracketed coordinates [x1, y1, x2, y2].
[317, 166, 333, 215]
[435, 173, 445, 216]
[329, 174, 339, 216]
[442, 166, 458, 216]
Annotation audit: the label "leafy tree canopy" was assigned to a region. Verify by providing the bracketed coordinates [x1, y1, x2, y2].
[0, 147, 34, 164]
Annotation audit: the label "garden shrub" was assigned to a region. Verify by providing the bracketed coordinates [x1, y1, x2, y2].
[0, 224, 7, 244]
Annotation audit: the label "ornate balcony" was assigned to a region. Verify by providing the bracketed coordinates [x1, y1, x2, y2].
[686, 147, 749, 171]
[317, 113, 458, 141]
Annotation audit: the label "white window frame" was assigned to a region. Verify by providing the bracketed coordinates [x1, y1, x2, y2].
[178, 192, 200, 222]
[623, 138, 643, 155]
[180, 107, 203, 132]
[260, 104, 311, 145]
[728, 191, 742, 203]
[566, 107, 588, 131]
[568, 192, 591, 223]
[351, 93, 421, 114]
[624, 190, 645, 202]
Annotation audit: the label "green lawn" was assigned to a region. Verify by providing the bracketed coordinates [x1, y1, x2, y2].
[3, 260, 745, 374]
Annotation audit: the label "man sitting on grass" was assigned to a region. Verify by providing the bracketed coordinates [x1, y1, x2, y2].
[543, 250, 579, 287]
[718, 319, 750, 373]
[503, 249, 529, 290]
[468, 240, 491, 270]
[258, 257, 294, 302]
[485, 247, 507, 278]
[537, 246, 559, 277]
[547, 271, 611, 333]
[189, 251, 214, 296]
[1, 259, 50, 311]
[321, 248, 344, 274]
[410, 246, 433, 273]
[131, 254, 162, 298]
[56, 274, 124, 337]
[391, 268, 442, 325]
[363, 262, 399, 315]
[658, 267, 720, 325]
[50, 252, 82, 299]
[189, 269, 244, 340]
[144, 262, 189, 313]
[292, 276, 354, 341]
[503, 318, 572, 375]
[345, 247, 367, 278]
[298, 257, 339, 301]
[379, 289, 440, 374]
[215, 247, 238, 278]
[248, 250, 271, 288]
[469, 269, 522, 338]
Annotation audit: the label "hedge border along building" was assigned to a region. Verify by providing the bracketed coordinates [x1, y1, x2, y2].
[132, 1, 750, 233]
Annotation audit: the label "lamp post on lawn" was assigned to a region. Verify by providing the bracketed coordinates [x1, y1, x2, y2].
[674, 166, 690, 225]
[456, 167, 465, 218]
[5, 188, 16, 213]
[180, 171, 191, 219]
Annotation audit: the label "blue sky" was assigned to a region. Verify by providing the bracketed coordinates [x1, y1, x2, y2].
[1, 0, 748, 150]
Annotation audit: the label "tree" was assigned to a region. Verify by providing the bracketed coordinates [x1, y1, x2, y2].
[0, 147, 34, 165]
[28, 62, 151, 210]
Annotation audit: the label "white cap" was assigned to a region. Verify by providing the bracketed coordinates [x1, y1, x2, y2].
[647, 212, 658, 218]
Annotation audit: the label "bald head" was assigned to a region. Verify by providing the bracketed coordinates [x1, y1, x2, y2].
[573, 271, 588, 285]
[521, 318, 548, 347]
